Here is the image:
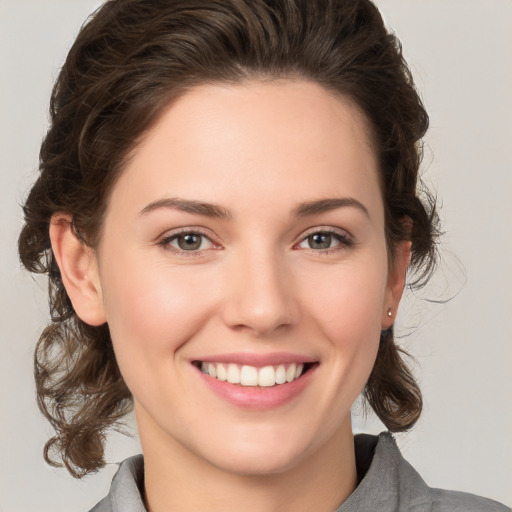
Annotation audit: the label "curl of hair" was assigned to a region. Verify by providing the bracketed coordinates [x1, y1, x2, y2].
[364, 328, 423, 431]
[18, 0, 439, 477]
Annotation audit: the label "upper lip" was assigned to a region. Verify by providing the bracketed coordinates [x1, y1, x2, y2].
[192, 352, 318, 367]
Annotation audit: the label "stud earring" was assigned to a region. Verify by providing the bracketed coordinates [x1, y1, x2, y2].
[387, 307, 392, 317]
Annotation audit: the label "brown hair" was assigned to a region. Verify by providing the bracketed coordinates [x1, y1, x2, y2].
[19, 0, 438, 477]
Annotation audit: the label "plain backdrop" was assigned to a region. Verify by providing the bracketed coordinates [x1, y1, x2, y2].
[1, 0, 511, 510]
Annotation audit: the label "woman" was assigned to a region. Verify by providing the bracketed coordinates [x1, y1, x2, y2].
[17, 0, 510, 511]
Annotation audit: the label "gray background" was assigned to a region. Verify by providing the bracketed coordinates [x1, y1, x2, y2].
[1, 0, 511, 510]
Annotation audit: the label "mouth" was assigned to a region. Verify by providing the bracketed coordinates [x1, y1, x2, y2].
[192, 361, 318, 388]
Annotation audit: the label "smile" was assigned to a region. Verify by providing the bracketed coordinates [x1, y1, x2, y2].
[192, 357, 318, 409]
[199, 362, 307, 387]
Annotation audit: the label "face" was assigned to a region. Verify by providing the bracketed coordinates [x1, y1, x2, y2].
[92, 80, 405, 475]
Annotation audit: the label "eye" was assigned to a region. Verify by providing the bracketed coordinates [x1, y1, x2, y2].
[159, 230, 215, 253]
[296, 229, 353, 252]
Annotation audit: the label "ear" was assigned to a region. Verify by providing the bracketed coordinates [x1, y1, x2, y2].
[49, 214, 107, 326]
[381, 239, 411, 330]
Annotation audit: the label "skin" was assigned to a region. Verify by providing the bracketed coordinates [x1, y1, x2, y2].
[50, 80, 409, 512]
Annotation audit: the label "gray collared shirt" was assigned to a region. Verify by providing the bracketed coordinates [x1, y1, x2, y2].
[89, 432, 510, 512]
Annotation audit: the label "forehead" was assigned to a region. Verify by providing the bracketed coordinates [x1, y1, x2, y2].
[108, 80, 382, 222]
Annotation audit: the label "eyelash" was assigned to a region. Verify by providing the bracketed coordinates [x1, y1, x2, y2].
[157, 227, 354, 256]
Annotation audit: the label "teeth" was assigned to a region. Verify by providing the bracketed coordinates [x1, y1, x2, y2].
[275, 364, 286, 384]
[227, 363, 240, 384]
[207, 363, 217, 378]
[200, 361, 307, 387]
[285, 364, 296, 383]
[258, 365, 276, 387]
[216, 363, 227, 381]
[240, 365, 258, 386]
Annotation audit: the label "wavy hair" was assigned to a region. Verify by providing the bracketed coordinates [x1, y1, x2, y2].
[19, 0, 438, 477]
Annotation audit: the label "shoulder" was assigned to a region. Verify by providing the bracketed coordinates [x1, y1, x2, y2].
[353, 432, 510, 512]
[429, 488, 510, 512]
[387, 433, 511, 512]
[87, 455, 146, 512]
[88, 496, 111, 512]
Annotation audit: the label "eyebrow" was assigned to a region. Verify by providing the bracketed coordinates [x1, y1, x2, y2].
[140, 198, 232, 219]
[292, 197, 370, 218]
[139, 196, 369, 219]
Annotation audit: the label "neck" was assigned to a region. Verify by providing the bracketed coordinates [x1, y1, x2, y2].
[139, 411, 358, 512]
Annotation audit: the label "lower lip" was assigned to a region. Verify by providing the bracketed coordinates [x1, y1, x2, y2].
[194, 365, 316, 410]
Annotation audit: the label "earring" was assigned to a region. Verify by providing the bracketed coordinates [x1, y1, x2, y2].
[387, 307, 392, 317]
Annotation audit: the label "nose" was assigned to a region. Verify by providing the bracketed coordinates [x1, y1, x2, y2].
[221, 248, 300, 337]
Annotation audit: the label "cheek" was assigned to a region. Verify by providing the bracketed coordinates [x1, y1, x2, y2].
[301, 257, 388, 341]
[285, 258, 388, 440]
[299, 256, 388, 393]
[99, 255, 218, 371]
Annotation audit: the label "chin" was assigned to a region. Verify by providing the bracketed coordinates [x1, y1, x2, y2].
[209, 448, 305, 477]
[195, 427, 317, 477]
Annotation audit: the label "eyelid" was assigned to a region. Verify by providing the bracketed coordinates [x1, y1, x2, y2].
[299, 225, 353, 238]
[298, 226, 353, 241]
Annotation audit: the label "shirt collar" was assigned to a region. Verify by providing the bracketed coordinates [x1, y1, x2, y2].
[103, 432, 429, 512]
